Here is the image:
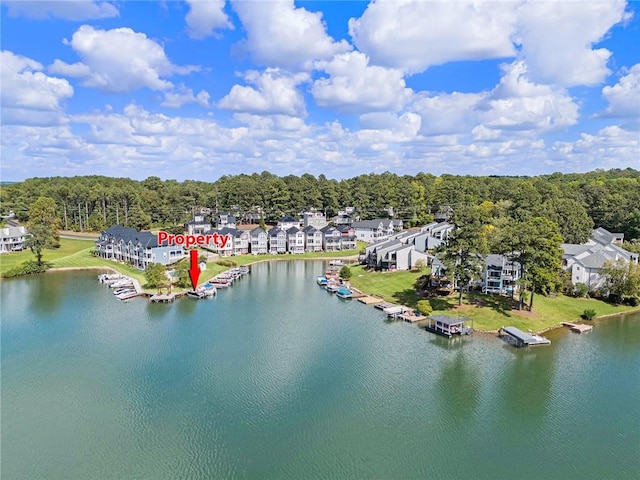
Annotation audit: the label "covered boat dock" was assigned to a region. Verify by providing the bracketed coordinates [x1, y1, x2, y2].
[500, 326, 551, 347]
[425, 315, 473, 338]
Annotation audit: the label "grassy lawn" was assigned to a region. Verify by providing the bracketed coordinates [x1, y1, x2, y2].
[0, 239, 95, 274]
[348, 264, 637, 332]
[348, 265, 426, 306]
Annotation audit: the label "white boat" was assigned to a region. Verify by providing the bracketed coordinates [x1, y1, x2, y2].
[187, 290, 206, 299]
[326, 282, 340, 293]
[199, 284, 217, 297]
[117, 291, 138, 300]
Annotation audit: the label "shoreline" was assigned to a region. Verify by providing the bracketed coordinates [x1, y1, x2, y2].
[36, 262, 640, 334]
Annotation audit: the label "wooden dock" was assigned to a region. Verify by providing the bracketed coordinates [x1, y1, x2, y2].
[397, 312, 427, 323]
[562, 322, 593, 333]
[149, 292, 185, 303]
[358, 295, 384, 305]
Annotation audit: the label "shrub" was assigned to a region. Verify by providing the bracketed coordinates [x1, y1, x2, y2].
[625, 297, 639, 307]
[216, 259, 237, 267]
[339, 266, 352, 280]
[574, 283, 588, 298]
[580, 309, 597, 320]
[1, 260, 52, 278]
[416, 300, 433, 316]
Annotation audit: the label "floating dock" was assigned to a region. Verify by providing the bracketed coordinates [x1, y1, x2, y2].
[562, 322, 593, 333]
[397, 311, 427, 323]
[500, 326, 551, 347]
[149, 292, 183, 303]
[358, 295, 384, 305]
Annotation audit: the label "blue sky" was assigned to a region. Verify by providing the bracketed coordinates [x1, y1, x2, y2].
[1, 0, 639, 182]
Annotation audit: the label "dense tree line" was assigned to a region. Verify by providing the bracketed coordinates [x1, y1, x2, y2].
[1, 168, 639, 242]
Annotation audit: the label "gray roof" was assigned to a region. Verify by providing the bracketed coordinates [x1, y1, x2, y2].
[577, 250, 612, 269]
[302, 225, 318, 234]
[352, 219, 394, 230]
[370, 239, 402, 253]
[336, 225, 354, 233]
[429, 315, 470, 326]
[280, 215, 298, 222]
[249, 227, 266, 236]
[562, 243, 591, 256]
[502, 326, 537, 344]
[592, 227, 623, 245]
[287, 226, 300, 234]
[485, 254, 504, 269]
[268, 226, 285, 237]
[0, 225, 28, 236]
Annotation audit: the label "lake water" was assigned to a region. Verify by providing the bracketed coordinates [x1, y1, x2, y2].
[2, 262, 639, 479]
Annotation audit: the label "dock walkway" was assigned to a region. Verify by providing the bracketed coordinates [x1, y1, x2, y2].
[398, 312, 427, 323]
[149, 292, 184, 303]
[562, 322, 593, 333]
[358, 295, 384, 305]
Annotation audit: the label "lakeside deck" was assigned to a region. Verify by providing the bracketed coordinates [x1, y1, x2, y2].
[357, 295, 384, 305]
[397, 311, 427, 323]
[149, 292, 186, 303]
[562, 322, 594, 333]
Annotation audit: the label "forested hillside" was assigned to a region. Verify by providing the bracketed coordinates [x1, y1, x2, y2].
[1, 169, 639, 241]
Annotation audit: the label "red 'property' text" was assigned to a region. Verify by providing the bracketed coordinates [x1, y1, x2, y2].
[157, 231, 230, 250]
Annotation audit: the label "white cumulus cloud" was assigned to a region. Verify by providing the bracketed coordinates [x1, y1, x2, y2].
[600, 64, 640, 124]
[348, 0, 518, 74]
[231, 0, 350, 70]
[515, 0, 628, 86]
[478, 61, 579, 133]
[3, 0, 118, 21]
[1, 50, 73, 126]
[185, 0, 233, 38]
[218, 69, 309, 117]
[162, 85, 211, 109]
[312, 51, 413, 113]
[49, 25, 198, 93]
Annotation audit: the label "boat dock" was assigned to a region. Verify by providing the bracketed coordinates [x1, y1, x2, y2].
[397, 311, 428, 323]
[149, 292, 185, 303]
[562, 322, 593, 333]
[425, 315, 473, 338]
[374, 302, 395, 310]
[98, 273, 142, 300]
[358, 295, 384, 305]
[500, 326, 551, 347]
[383, 304, 412, 317]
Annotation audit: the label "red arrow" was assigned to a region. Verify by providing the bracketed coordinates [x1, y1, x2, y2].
[188, 249, 200, 290]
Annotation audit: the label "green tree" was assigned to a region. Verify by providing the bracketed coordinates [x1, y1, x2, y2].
[175, 259, 191, 288]
[500, 217, 563, 310]
[601, 259, 640, 303]
[339, 266, 352, 280]
[416, 300, 433, 316]
[145, 263, 167, 289]
[536, 197, 593, 244]
[25, 196, 60, 267]
[441, 205, 488, 306]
